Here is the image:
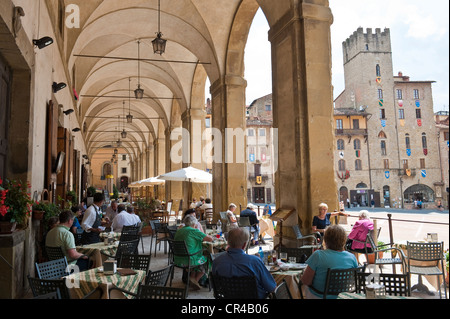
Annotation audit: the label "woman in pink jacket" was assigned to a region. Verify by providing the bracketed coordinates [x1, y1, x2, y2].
[347, 210, 374, 254]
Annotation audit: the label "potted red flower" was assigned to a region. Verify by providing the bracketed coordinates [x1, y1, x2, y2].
[0, 177, 33, 233]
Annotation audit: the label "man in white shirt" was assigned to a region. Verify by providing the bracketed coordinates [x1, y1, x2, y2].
[111, 204, 141, 233]
[81, 193, 105, 244]
[104, 200, 118, 222]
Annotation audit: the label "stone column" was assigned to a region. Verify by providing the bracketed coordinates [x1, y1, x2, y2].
[181, 108, 208, 207]
[210, 75, 248, 215]
[153, 137, 165, 199]
[269, 1, 337, 243]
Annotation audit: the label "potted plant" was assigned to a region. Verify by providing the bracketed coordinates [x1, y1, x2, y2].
[32, 201, 47, 220]
[0, 178, 33, 233]
[66, 190, 78, 206]
[367, 240, 387, 264]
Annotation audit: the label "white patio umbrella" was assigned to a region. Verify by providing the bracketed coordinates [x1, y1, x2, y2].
[139, 177, 165, 186]
[157, 166, 212, 202]
[157, 166, 212, 183]
[128, 180, 143, 188]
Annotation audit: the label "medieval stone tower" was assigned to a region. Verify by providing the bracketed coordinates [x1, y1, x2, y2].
[336, 27, 442, 208]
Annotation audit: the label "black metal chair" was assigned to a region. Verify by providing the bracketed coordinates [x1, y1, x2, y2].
[145, 264, 174, 286]
[32, 289, 62, 299]
[347, 229, 407, 272]
[45, 246, 66, 261]
[168, 239, 208, 297]
[291, 225, 321, 249]
[74, 229, 84, 246]
[305, 267, 361, 299]
[280, 246, 314, 263]
[271, 279, 293, 299]
[210, 273, 259, 299]
[356, 272, 411, 296]
[121, 224, 143, 252]
[35, 257, 69, 279]
[100, 238, 140, 260]
[149, 219, 171, 257]
[27, 275, 104, 299]
[118, 253, 151, 272]
[407, 241, 447, 299]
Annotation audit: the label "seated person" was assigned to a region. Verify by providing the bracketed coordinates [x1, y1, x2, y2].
[240, 204, 260, 245]
[346, 210, 374, 254]
[200, 198, 213, 210]
[104, 200, 118, 223]
[70, 205, 83, 235]
[46, 210, 91, 271]
[312, 203, 349, 236]
[111, 204, 140, 233]
[212, 227, 276, 299]
[174, 215, 213, 289]
[301, 225, 358, 299]
[226, 203, 239, 230]
[180, 209, 205, 233]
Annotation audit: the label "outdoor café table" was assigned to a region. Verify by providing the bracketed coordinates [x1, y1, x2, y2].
[338, 292, 419, 299]
[100, 231, 121, 242]
[203, 235, 227, 254]
[64, 266, 146, 299]
[269, 263, 306, 299]
[76, 241, 119, 268]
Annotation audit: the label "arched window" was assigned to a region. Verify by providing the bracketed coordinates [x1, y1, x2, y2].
[355, 159, 362, 171]
[376, 64, 381, 77]
[356, 182, 368, 189]
[337, 139, 345, 150]
[381, 140, 387, 155]
[422, 133, 427, 149]
[338, 160, 346, 171]
[378, 131, 387, 139]
[405, 134, 411, 149]
[102, 163, 112, 178]
[404, 184, 435, 203]
[354, 139, 361, 150]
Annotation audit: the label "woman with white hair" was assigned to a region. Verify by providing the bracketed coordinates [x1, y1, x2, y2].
[226, 203, 238, 230]
[346, 210, 374, 253]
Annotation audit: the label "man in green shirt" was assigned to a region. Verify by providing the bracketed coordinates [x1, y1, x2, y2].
[174, 214, 213, 290]
[46, 210, 90, 271]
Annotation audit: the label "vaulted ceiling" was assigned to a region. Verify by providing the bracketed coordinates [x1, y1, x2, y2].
[59, 0, 273, 162]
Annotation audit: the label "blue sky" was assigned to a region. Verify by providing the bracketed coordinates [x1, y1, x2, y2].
[244, 0, 449, 112]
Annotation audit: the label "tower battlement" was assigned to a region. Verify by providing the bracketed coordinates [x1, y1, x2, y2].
[342, 27, 391, 63]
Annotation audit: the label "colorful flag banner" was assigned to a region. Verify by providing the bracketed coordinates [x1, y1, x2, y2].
[417, 119, 422, 127]
[379, 99, 384, 107]
[249, 154, 255, 162]
[355, 150, 360, 158]
[421, 169, 427, 178]
[385, 171, 390, 179]
[423, 148, 428, 156]
[399, 119, 405, 127]
[406, 169, 412, 176]
[398, 100, 403, 107]
[415, 100, 420, 107]
[406, 149, 411, 157]
[376, 77, 382, 84]
[381, 119, 386, 127]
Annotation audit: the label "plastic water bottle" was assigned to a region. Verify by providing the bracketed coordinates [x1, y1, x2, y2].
[217, 219, 222, 234]
[258, 246, 264, 260]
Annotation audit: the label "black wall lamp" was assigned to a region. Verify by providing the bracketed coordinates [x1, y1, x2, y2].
[33, 36, 53, 49]
[63, 109, 74, 115]
[53, 82, 67, 93]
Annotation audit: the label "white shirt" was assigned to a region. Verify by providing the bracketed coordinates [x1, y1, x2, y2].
[81, 204, 102, 233]
[111, 212, 141, 233]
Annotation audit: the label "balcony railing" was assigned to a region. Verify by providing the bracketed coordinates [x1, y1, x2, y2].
[335, 128, 368, 136]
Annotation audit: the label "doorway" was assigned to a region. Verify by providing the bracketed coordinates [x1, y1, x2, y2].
[253, 187, 265, 203]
